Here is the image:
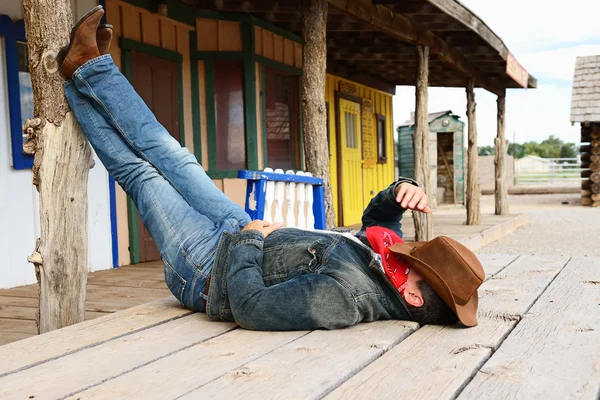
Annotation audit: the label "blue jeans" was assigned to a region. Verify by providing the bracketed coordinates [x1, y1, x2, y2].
[65, 55, 251, 312]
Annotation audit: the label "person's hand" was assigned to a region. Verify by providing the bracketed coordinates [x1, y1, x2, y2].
[242, 220, 284, 238]
[394, 183, 432, 214]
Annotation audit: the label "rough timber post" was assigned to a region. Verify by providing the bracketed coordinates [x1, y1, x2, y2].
[23, 0, 94, 333]
[302, 0, 335, 228]
[413, 46, 432, 241]
[466, 79, 481, 225]
[494, 90, 509, 215]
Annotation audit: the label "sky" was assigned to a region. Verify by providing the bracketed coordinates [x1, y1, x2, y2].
[392, 0, 600, 146]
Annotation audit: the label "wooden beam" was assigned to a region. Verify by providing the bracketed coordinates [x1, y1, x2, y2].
[326, 62, 397, 93]
[211, 0, 302, 13]
[373, 2, 441, 15]
[327, 0, 505, 95]
[466, 79, 481, 225]
[302, 0, 336, 228]
[427, 0, 536, 88]
[412, 45, 432, 241]
[494, 91, 508, 215]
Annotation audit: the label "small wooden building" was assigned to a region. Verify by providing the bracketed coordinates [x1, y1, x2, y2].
[397, 111, 465, 206]
[570, 55, 600, 207]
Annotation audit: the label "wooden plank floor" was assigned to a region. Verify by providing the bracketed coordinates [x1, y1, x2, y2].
[0, 213, 527, 347]
[0, 261, 169, 346]
[0, 253, 598, 399]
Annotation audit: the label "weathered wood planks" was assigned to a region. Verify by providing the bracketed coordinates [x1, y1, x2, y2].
[0, 315, 236, 399]
[2, 253, 595, 399]
[181, 321, 418, 399]
[325, 255, 569, 399]
[459, 257, 600, 399]
[65, 329, 307, 399]
[0, 298, 191, 377]
[476, 253, 518, 278]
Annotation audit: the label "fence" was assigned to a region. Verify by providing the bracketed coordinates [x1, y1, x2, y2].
[514, 157, 583, 185]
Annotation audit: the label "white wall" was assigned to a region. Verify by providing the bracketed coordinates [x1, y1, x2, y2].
[0, 2, 113, 289]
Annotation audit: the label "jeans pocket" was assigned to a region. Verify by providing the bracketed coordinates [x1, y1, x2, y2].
[162, 256, 187, 305]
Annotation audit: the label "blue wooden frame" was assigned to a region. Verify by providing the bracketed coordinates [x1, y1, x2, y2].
[238, 170, 326, 230]
[0, 16, 33, 170]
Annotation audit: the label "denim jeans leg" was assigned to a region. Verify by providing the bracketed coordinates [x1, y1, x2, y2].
[65, 80, 223, 311]
[71, 55, 250, 230]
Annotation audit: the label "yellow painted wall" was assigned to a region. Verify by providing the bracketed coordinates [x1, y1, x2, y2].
[325, 74, 395, 226]
[106, 0, 193, 265]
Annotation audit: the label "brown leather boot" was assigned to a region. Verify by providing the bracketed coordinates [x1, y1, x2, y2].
[60, 5, 104, 79]
[97, 24, 113, 55]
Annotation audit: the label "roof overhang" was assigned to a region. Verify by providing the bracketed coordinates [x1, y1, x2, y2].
[188, 0, 536, 95]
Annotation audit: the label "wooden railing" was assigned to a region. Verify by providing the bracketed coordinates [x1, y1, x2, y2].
[238, 168, 326, 229]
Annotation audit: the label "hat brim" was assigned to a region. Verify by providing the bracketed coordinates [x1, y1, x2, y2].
[389, 242, 478, 327]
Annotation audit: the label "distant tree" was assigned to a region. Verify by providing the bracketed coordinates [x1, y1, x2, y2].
[478, 145, 495, 156]
[560, 142, 578, 159]
[508, 142, 525, 159]
[519, 135, 577, 159]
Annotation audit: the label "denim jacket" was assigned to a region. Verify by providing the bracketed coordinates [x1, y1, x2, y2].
[206, 178, 418, 330]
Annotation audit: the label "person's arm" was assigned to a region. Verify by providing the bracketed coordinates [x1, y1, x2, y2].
[225, 230, 359, 331]
[360, 177, 431, 237]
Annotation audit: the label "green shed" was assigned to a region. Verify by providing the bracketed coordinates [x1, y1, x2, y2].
[397, 111, 465, 206]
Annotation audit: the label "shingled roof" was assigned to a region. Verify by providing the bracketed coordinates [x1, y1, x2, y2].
[570, 55, 600, 123]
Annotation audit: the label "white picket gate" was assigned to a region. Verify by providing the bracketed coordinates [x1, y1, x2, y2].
[238, 168, 326, 230]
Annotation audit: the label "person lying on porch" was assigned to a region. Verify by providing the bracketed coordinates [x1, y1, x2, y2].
[59, 6, 485, 330]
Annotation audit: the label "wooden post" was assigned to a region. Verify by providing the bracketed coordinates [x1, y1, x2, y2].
[494, 91, 509, 215]
[465, 79, 481, 225]
[301, 0, 336, 228]
[23, 0, 94, 333]
[413, 46, 432, 241]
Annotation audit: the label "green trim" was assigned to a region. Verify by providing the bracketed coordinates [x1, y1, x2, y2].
[196, 10, 250, 23]
[189, 31, 202, 164]
[178, 63, 185, 147]
[119, 0, 146, 8]
[260, 63, 268, 168]
[122, 50, 133, 81]
[249, 16, 302, 44]
[204, 60, 217, 172]
[195, 51, 245, 61]
[207, 170, 240, 179]
[166, 0, 195, 26]
[243, 21, 258, 170]
[118, 0, 195, 26]
[119, 37, 183, 62]
[126, 198, 141, 264]
[194, 11, 301, 43]
[256, 55, 302, 75]
[298, 76, 305, 169]
[121, 48, 140, 263]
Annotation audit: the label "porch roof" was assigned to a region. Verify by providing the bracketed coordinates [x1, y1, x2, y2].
[188, 0, 536, 95]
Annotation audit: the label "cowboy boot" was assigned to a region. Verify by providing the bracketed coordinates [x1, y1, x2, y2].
[60, 5, 104, 79]
[97, 24, 113, 55]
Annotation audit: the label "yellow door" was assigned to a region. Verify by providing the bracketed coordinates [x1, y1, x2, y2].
[339, 98, 364, 226]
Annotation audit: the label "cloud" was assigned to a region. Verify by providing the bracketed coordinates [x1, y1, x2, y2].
[460, 0, 600, 55]
[519, 44, 600, 84]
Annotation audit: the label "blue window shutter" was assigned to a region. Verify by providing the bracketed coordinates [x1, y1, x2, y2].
[1, 15, 34, 170]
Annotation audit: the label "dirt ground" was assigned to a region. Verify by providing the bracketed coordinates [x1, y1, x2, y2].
[476, 193, 600, 257]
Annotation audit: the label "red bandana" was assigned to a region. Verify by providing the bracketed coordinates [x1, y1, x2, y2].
[366, 226, 411, 294]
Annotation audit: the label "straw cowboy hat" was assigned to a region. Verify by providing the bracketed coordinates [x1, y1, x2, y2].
[390, 236, 485, 326]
